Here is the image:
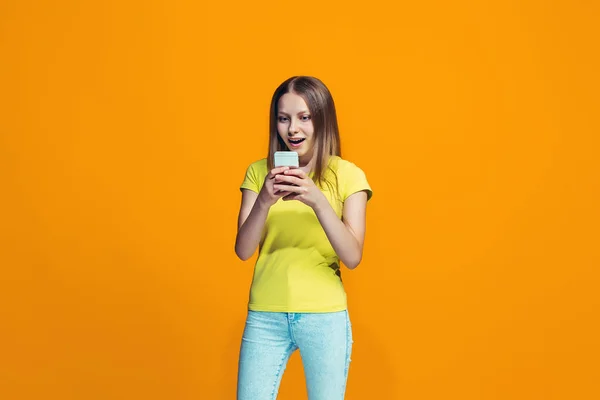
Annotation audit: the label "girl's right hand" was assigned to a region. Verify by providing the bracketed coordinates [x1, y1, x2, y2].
[258, 166, 291, 207]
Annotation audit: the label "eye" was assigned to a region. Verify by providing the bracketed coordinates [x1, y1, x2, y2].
[278, 116, 289, 122]
[301, 115, 311, 121]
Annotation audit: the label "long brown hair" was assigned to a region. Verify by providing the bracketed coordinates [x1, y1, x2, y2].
[267, 76, 342, 191]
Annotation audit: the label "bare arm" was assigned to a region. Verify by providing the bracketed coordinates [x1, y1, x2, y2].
[313, 191, 368, 269]
[235, 166, 291, 260]
[235, 189, 268, 260]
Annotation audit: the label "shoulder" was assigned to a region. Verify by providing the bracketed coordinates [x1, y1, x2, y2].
[243, 158, 268, 176]
[240, 158, 268, 192]
[247, 158, 268, 171]
[328, 156, 367, 176]
[328, 156, 373, 201]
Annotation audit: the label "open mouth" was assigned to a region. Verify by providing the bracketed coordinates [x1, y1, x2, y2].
[289, 138, 305, 146]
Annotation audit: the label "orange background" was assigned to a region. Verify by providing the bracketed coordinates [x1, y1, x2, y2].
[1, 1, 599, 399]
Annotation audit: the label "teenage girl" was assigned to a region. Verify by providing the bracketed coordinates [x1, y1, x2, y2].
[235, 76, 373, 400]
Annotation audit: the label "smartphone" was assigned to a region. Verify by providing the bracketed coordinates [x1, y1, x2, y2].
[274, 151, 299, 168]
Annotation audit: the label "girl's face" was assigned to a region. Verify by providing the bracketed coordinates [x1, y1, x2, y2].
[277, 92, 315, 165]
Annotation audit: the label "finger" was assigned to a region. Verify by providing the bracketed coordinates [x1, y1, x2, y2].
[283, 168, 306, 178]
[282, 193, 299, 201]
[274, 189, 291, 197]
[274, 175, 303, 185]
[268, 166, 290, 178]
[274, 184, 304, 194]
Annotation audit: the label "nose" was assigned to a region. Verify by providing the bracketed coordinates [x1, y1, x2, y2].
[288, 119, 299, 134]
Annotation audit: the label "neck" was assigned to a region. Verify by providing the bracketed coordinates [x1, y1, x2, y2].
[299, 153, 315, 172]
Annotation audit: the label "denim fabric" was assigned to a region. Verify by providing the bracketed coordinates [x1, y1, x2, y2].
[237, 310, 353, 400]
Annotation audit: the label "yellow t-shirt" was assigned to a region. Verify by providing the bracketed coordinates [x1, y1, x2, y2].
[239, 155, 373, 312]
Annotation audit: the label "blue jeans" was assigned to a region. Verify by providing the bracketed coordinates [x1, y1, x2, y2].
[237, 310, 353, 400]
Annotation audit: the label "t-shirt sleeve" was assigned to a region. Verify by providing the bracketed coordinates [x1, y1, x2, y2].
[342, 162, 373, 201]
[240, 163, 260, 193]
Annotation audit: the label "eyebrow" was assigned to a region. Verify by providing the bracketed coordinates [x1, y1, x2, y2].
[278, 111, 310, 116]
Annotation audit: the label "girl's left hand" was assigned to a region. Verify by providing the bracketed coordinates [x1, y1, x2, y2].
[273, 168, 326, 209]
